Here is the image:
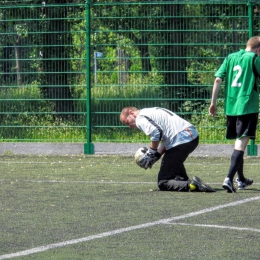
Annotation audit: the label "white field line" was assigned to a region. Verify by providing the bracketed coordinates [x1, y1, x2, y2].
[0, 196, 259, 260]
[1, 161, 260, 166]
[165, 222, 260, 233]
[0, 179, 156, 184]
[0, 179, 259, 186]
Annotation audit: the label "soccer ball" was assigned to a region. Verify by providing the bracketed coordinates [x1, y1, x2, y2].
[134, 147, 148, 167]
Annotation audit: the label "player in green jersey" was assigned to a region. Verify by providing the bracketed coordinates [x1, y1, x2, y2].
[209, 36, 260, 193]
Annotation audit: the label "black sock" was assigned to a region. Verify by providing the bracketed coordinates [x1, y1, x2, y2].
[237, 158, 245, 182]
[227, 150, 244, 181]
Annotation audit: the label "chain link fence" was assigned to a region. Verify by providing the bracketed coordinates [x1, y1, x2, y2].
[0, 1, 259, 150]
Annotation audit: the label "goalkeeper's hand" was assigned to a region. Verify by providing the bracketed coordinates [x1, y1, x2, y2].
[138, 148, 161, 169]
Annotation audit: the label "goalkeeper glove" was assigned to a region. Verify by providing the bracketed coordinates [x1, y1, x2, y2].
[138, 148, 161, 169]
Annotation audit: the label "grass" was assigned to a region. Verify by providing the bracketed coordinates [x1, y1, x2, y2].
[1, 86, 259, 143]
[0, 155, 260, 259]
[0, 84, 233, 143]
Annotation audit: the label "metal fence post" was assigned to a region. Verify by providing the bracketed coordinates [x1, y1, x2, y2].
[84, 0, 94, 154]
[247, 0, 258, 156]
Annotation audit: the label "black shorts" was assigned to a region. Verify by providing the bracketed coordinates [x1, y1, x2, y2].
[226, 113, 258, 139]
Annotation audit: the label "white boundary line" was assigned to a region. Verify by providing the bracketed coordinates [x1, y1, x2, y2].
[165, 222, 260, 233]
[1, 161, 260, 166]
[0, 179, 156, 184]
[0, 179, 259, 186]
[0, 196, 259, 260]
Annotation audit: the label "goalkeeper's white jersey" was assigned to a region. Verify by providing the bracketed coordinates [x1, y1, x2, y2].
[136, 107, 198, 150]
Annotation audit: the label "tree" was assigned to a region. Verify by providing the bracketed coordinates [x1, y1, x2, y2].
[91, 1, 188, 111]
[40, 0, 75, 116]
[0, 1, 85, 117]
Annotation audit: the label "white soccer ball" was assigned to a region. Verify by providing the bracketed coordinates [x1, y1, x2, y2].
[134, 147, 148, 167]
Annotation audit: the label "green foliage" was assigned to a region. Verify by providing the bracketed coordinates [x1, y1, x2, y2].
[186, 49, 220, 86]
[0, 86, 85, 141]
[0, 80, 257, 144]
[0, 2, 258, 143]
[190, 100, 229, 143]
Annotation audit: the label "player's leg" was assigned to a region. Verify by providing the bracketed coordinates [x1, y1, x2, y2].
[229, 136, 249, 179]
[234, 114, 257, 189]
[157, 137, 199, 191]
[158, 179, 190, 191]
[157, 150, 190, 191]
[236, 158, 244, 180]
[223, 114, 256, 192]
[175, 164, 189, 181]
[222, 116, 239, 192]
[230, 137, 253, 190]
[159, 136, 198, 180]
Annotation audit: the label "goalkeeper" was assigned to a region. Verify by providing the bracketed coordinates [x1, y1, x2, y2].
[120, 106, 215, 192]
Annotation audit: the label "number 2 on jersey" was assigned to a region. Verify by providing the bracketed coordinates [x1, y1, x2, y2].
[231, 65, 242, 87]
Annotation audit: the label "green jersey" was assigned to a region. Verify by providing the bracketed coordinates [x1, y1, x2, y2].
[215, 49, 260, 115]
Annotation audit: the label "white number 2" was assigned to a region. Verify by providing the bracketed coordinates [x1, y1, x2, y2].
[231, 65, 242, 87]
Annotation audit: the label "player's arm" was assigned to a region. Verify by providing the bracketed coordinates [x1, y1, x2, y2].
[139, 139, 163, 170]
[209, 57, 227, 117]
[149, 130, 164, 156]
[149, 140, 165, 160]
[157, 145, 166, 155]
[150, 141, 160, 150]
[209, 77, 222, 117]
[136, 119, 164, 169]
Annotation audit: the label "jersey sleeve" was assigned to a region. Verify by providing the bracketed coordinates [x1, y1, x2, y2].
[136, 116, 158, 137]
[214, 58, 227, 79]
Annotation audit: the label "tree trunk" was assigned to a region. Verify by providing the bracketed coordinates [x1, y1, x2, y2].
[41, 2, 74, 117]
[14, 35, 22, 86]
